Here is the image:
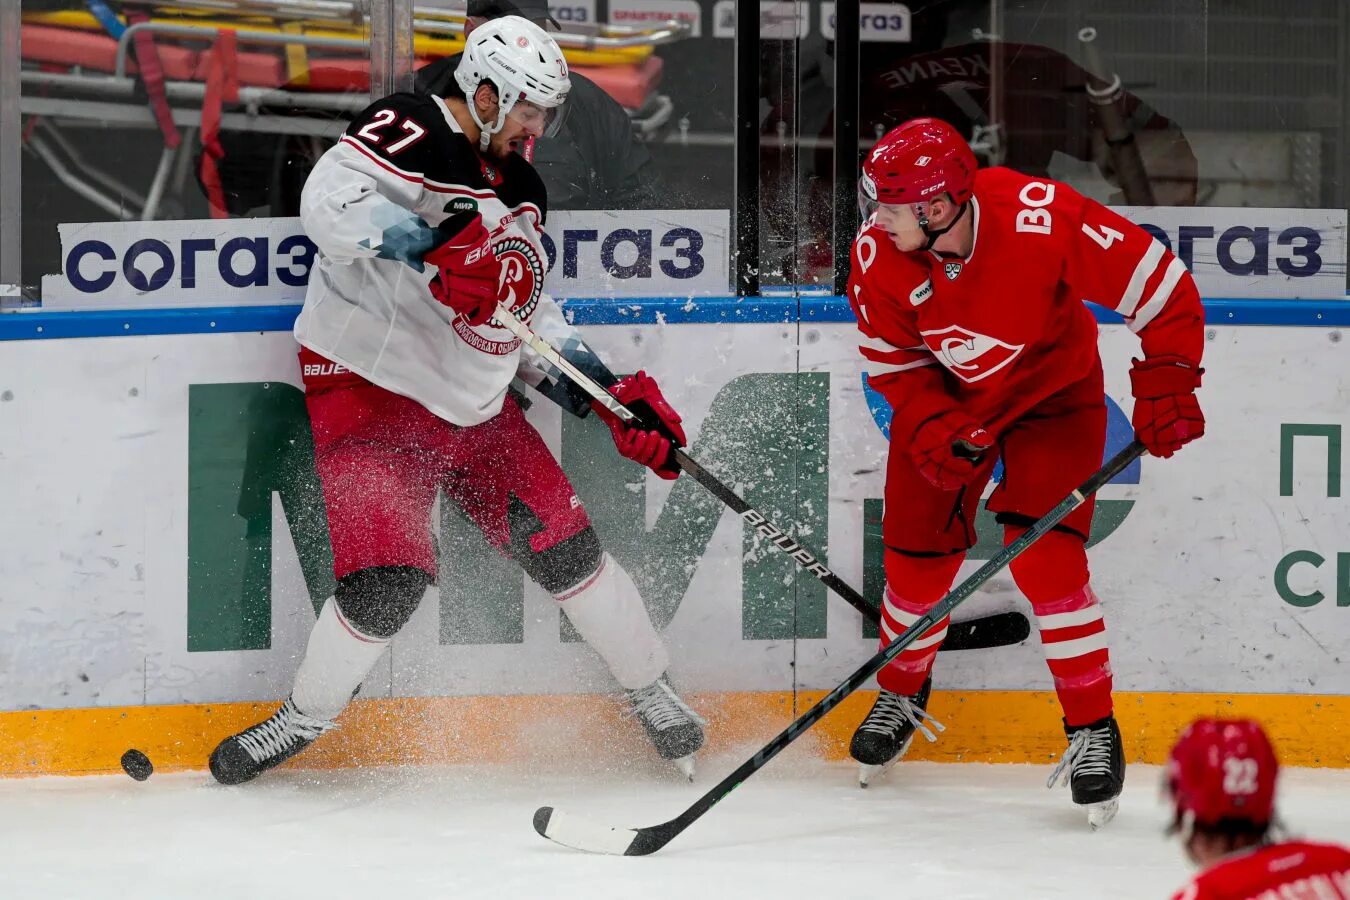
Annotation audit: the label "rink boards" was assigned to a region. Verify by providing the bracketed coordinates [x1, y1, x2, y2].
[1, 302, 1347, 775]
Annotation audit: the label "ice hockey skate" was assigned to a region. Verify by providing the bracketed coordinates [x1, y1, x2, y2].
[849, 675, 942, 787]
[209, 698, 337, 786]
[1047, 714, 1125, 829]
[624, 675, 706, 780]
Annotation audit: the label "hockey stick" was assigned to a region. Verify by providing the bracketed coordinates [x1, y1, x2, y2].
[532, 439, 1144, 855]
[491, 304, 1029, 652]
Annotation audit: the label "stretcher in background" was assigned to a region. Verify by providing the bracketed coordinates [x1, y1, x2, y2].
[19, 0, 689, 220]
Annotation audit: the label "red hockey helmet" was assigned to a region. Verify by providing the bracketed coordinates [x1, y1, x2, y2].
[860, 118, 978, 214]
[1165, 718, 1279, 832]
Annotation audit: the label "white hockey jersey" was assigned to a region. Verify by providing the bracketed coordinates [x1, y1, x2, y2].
[295, 91, 583, 426]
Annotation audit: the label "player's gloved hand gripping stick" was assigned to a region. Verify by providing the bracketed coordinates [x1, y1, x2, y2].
[592, 370, 686, 480]
[911, 411, 995, 489]
[490, 302, 1030, 653]
[530, 438, 1145, 856]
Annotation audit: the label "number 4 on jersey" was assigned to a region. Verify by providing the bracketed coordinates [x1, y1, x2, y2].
[1082, 222, 1125, 249]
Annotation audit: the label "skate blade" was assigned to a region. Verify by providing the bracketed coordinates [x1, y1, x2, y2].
[672, 755, 695, 782]
[1086, 798, 1120, 831]
[857, 734, 914, 788]
[857, 758, 898, 788]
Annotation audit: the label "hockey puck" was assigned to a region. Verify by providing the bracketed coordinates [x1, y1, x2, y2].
[120, 749, 153, 781]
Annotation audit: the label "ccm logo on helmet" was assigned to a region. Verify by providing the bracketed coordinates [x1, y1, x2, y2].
[861, 171, 878, 201]
[1015, 181, 1056, 235]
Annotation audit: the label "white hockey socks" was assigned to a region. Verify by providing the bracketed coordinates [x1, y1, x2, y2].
[290, 596, 390, 722]
[555, 553, 669, 690]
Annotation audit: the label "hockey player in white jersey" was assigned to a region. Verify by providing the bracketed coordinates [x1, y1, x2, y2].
[209, 16, 704, 785]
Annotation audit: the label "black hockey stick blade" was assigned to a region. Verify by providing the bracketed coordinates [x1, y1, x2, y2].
[942, 610, 1031, 651]
[531, 441, 1144, 857]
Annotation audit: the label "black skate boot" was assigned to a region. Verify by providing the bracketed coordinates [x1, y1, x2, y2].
[624, 675, 706, 780]
[1047, 714, 1125, 830]
[209, 698, 336, 786]
[849, 675, 943, 787]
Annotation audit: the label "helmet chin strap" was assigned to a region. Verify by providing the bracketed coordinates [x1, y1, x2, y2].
[916, 200, 969, 252]
[465, 102, 493, 151]
[468, 88, 514, 151]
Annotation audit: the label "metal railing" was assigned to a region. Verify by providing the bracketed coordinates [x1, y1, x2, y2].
[118, 0, 692, 49]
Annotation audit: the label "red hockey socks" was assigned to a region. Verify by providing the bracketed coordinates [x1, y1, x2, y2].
[1006, 527, 1113, 726]
[875, 550, 964, 695]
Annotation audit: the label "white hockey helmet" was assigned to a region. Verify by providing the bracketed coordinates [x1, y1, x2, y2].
[455, 16, 571, 149]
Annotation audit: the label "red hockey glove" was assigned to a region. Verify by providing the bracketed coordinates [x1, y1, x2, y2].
[593, 371, 687, 480]
[910, 411, 994, 491]
[423, 214, 502, 327]
[1130, 355, 1205, 459]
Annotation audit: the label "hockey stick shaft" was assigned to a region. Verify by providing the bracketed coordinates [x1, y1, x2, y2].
[534, 439, 1144, 855]
[492, 305, 1023, 648]
[671, 451, 1026, 650]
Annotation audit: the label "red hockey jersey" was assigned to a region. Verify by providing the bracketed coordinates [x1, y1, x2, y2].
[1171, 840, 1350, 900]
[847, 166, 1204, 442]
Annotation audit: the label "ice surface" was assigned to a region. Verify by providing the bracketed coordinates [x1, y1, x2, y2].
[3, 757, 1347, 898]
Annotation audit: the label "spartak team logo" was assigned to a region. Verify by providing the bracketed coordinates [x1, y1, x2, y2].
[918, 323, 1025, 383]
[451, 233, 544, 356]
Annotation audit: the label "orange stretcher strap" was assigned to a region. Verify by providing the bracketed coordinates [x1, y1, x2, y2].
[123, 5, 181, 150]
[199, 28, 240, 219]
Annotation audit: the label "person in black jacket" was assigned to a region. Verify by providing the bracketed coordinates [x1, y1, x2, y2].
[415, 0, 664, 211]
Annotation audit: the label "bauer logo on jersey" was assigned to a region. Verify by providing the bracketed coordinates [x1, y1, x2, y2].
[909, 279, 933, 306]
[944, 261, 963, 281]
[920, 324, 1025, 383]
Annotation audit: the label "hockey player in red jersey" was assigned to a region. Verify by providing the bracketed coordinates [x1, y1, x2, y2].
[208, 16, 704, 786]
[1166, 718, 1350, 899]
[845, 118, 1206, 826]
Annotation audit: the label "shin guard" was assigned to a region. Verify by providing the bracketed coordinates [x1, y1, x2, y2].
[555, 553, 669, 690]
[1008, 528, 1113, 726]
[875, 550, 964, 695]
[291, 597, 391, 722]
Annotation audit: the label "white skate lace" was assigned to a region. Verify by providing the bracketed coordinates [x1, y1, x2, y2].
[236, 700, 337, 765]
[1047, 723, 1114, 789]
[625, 680, 707, 732]
[858, 690, 945, 743]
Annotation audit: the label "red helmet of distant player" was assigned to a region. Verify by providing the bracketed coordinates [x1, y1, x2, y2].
[1165, 718, 1279, 836]
[860, 118, 978, 247]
